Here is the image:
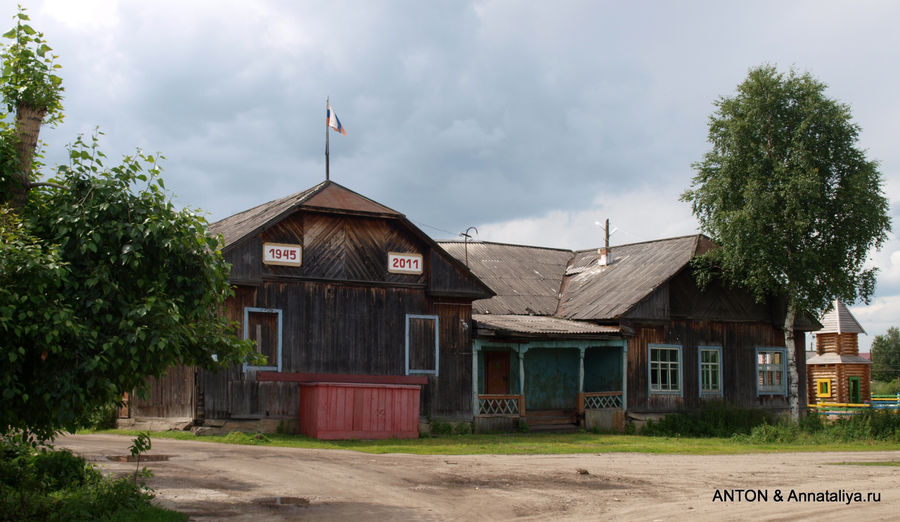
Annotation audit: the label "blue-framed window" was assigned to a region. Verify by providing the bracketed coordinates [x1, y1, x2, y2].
[243, 307, 282, 372]
[755, 347, 786, 396]
[406, 314, 439, 376]
[698, 346, 722, 397]
[648, 344, 682, 395]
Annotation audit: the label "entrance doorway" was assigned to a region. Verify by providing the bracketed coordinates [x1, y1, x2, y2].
[848, 376, 861, 404]
[484, 351, 511, 394]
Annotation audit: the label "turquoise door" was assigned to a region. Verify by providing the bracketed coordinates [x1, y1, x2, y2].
[524, 348, 579, 410]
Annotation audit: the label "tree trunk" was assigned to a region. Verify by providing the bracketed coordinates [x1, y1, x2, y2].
[9, 102, 47, 209]
[784, 303, 800, 423]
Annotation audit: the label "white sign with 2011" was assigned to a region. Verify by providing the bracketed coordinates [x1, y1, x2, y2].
[388, 252, 423, 274]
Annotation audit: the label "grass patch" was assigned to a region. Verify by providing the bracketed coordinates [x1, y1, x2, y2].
[829, 461, 900, 467]
[92, 428, 900, 456]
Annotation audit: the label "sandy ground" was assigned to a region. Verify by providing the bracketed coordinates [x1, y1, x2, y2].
[57, 434, 900, 521]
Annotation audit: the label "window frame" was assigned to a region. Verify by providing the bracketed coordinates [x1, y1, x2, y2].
[648, 343, 683, 396]
[242, 307, 283, 373]
[405, 314, 440, 376]
[698, 345, 723, 397]
[755, 347, 787, 396]
[815, 378, 831, 398]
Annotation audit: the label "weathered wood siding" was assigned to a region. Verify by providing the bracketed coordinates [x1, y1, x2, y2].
[625, 320, 806, 413]
[198, 209, 483, 423]
[129, 365, 195, 418]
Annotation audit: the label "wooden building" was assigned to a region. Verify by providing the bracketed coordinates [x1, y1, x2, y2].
[439, 235, 816, 431]
[807, 301, 870, 405]
[124, 181, 493, 434]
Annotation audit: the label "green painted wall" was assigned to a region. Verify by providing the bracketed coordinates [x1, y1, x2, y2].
[584, 347, 622, 392]
[524, 348, 579, 410]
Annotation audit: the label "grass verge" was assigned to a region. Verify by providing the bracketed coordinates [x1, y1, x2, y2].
[87, 429, 900, 456]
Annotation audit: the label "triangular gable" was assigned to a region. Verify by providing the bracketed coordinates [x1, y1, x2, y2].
[209, 180, 492, 299]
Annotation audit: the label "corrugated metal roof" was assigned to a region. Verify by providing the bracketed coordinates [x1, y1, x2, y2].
[816, 300, 866, 334]
[473, 314, 621, 336]
[557, 235, 702, 320]
[438, 241, 573, 315]
[209, 181, 401, 248]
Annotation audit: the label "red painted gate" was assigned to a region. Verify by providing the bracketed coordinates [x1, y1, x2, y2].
[298, 382, 420, 439]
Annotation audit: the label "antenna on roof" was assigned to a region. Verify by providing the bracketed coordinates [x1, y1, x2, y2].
[460, 226, 478, 267]
[595, 219, 618, 266]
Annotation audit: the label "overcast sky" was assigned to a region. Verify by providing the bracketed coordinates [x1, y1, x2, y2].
[16, 0, 900, 350]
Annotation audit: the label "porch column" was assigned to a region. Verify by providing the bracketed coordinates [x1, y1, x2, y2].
[518, 345, 528, 418]
[578, 347, 586, 426]
[578, 347, 586, 393]
[518, 346, 526, 394]
[472, 340, 481, 416]
[621, 341, 628, 411]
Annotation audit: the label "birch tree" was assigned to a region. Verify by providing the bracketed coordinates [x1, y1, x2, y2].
[682, 65, 891, 422]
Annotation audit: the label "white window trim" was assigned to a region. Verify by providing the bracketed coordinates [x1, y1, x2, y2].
[243, 307, 283, 372]
[755, 347, 786, 396]
[698, 346, 723, 397]
[405, 314, 439, 376]
[648, 344, 682, 396]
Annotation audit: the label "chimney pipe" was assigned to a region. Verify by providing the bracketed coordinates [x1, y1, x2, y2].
[597, 218, 612, 266]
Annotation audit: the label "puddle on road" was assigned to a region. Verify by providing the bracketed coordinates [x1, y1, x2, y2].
[106, 455, 171, 462]
[255, 496, 311, 507]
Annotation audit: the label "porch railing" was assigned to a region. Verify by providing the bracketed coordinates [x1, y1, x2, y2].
[582, 391, 623, 410]
[477, 394, 524, 416]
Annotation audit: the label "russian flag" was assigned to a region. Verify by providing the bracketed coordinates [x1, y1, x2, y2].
[327, 102, 347, 135]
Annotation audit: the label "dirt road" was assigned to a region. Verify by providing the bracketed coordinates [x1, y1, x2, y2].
[57, 434, 899, 521]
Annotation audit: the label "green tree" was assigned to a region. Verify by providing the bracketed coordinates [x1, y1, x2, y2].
[682, 65, 891, 422]
[0, 8, 255, 442]
[0, 6, 63, 209]
[871, 327, 900, 383]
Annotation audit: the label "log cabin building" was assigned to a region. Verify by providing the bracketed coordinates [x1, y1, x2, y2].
[807, 301, 871, 405]
[123, 181, 493, 436]
[124, 182, 816, 435]
[439, 235, 817, 431]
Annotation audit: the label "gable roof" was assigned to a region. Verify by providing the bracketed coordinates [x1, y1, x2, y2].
[439, 235, 715, 321]
[558, 235, 714, 320]
[210, 181, 401, 248]
[816, 300, 866, 334]
[438, 241, 572, 315]
[209, 181, 493, 299]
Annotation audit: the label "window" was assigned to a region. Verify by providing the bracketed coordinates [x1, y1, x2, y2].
[649, 344, 682, 395]
[243, 307, 282, 372]
[699, 346, 722, 396]
[406, 314, 439, 376]
[816, 378, 831, 398]
[756, 348, 786, 395]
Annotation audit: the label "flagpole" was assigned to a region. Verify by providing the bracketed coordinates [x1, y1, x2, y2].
[325, 97, 330, 181]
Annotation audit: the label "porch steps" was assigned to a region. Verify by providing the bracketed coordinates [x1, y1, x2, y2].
[526, 409, 579, 432]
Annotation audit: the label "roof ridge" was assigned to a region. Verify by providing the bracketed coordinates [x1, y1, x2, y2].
[437, 239, 574, 253]
[571, 233, 706, 253]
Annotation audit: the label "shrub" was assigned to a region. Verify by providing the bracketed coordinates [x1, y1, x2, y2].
[453, 422, 472, 435]
[429, 421, 452, 436]
[0, 437, 159, 521]
[871, 379, 900, 396]
[81, 403, 120, 431]
[641, 402, 775, 437]
[744, 422, 799, 444]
